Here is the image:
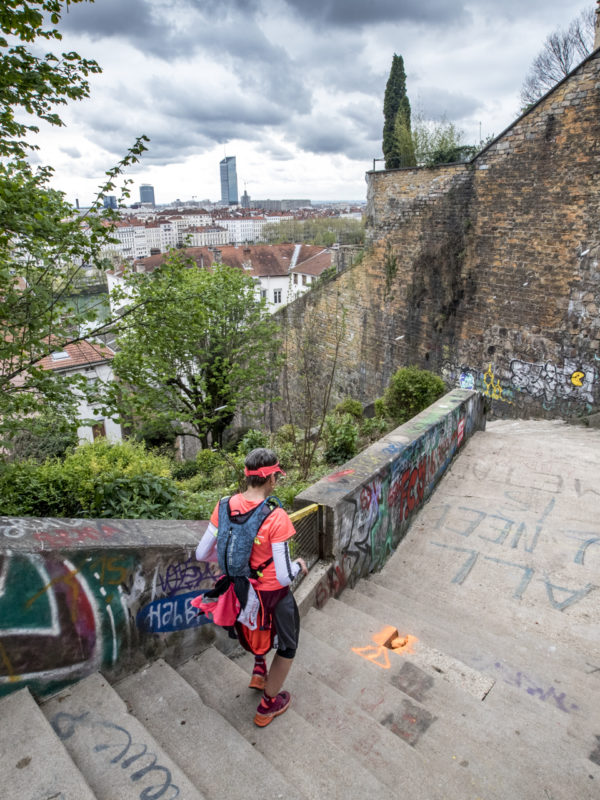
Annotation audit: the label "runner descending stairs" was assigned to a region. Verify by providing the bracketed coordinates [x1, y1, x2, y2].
[2, 421, 599, 799]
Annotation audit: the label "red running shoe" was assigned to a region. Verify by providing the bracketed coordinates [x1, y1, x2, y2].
[253, 691, 291, 727]
[249, 661, 267, 691]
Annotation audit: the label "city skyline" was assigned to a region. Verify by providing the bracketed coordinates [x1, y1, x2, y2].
[31, 1, 591, 205]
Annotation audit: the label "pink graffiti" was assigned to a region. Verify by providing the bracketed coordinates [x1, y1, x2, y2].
[327, 469, 356, 482]
[34, 524, 118, 548]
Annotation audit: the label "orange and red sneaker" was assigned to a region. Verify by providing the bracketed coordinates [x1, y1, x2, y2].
[253, 690, 291, 727]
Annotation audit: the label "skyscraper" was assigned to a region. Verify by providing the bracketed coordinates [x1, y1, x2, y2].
[103, 195, 117, 209]
[139, 184, 155, 206]
[220, 157, 238, 205]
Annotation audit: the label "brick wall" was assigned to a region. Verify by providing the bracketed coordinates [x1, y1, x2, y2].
[279, 50, 600, 420]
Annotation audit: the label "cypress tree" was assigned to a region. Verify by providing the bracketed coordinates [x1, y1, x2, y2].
[383, 54, 413, 169]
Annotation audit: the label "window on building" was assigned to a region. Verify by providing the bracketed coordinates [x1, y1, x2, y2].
[302, 274, 307, 285]
[92, 421, 107, 440]
[273, 289, 282, 303]
[293, 273, 298, 285]
[261, 288, 267, 299]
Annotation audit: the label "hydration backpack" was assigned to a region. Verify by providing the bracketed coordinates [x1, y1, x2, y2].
[216, 495, 281, 579]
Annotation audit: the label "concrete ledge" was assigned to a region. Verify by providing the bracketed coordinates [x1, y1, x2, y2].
[296, 389, 486, 606]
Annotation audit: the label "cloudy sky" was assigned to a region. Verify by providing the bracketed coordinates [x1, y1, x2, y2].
[31, 0, 592, 205]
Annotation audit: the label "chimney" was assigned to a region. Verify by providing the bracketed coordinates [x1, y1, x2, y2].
[596, 1, 600, 51]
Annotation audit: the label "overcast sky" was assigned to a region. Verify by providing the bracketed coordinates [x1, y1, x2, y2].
[32, 0, 592, 205]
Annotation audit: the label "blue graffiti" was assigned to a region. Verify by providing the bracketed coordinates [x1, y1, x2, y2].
[137, 591, 210, 633]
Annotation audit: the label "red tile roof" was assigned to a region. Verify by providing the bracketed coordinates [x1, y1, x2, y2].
[39, 341, 115, 372]
[133, 244, 332, 279]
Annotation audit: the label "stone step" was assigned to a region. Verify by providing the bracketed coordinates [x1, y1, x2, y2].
[178, 645, 388, 799]
[115, 658, 303, 800]
[230, 645, 473, 800]
[365, 572, 600, 708]
[380, 505, 599, 656]
[41, 672, 204, 800]
[0, 687, 97, 800]
[327, 591, 598, 800]
[337, 587, 494, 700]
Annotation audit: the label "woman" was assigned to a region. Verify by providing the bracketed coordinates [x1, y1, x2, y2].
[195, 447, 308, 727]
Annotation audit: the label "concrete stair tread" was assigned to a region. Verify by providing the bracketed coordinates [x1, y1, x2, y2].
[327, 590, 599, 799]
[377, 551, 600, 657]
[115, 658, 303, 800]
[0, 688, 97, 800]
[363, 573, 600, 707]
[327, 592, 494, 700]
[179, 645, 388, 799]
[41, 672, 205, 800]
[231, 646, 474, 800]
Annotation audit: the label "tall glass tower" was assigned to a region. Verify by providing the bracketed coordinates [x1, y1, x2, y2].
[139, 184, 155, 205]
[220, 157, 238, 205]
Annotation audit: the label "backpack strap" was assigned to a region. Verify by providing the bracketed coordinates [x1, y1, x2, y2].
[249, 496, 282, 578]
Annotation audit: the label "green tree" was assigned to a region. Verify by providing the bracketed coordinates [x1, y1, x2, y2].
[412, 115, 476, 166]
[0, 0, 148, 455]
[383, 54, 414, 169]
[105, 255, 280, 448]
[261, 217, 364, 246]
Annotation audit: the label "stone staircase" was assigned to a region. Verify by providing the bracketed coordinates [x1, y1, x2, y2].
[3, 577, 597, 799]
[2, 420, 599, 799]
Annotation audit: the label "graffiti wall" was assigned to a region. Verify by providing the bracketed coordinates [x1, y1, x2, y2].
[297, 389, 486, 607]
[442, 357, 597, 419]
[0, 517, 218, 699]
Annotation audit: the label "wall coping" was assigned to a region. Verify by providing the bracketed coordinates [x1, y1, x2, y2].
[0, 516, 208, 554]
[296, 388, 478, 508]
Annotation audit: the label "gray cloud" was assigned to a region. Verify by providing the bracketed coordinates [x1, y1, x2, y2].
[412, 87, 483, 122]
[60, 145, 82, 158]
[282, 0, 465, 27]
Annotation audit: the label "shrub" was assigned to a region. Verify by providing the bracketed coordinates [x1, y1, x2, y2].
[274, 424, 298, 447]
[0, 439, 174, 518]
[360, 416, 388, 443]
[6, 412, 78, 462]
[334, 398, 363, 419]
[324, 413, 359, 465]
[195, 448, 225, 477]
[171, 460, 200, 480]
[94, 473, 185, 519]
[275, 479, 310, 511]
[382, 366, 446, 424]
[237, 428, 269, 456]
[181, 488, 223, 520]
[134, 418, 177, 456]
[0, 460, 78, 517]
[374, 398, 387, 419]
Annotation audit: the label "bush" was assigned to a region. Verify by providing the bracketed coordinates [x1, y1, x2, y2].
[6, 412, 78, 462]
[94, 473, 185, 519]
[324, 413, 359, 465]
[181, 488, 223, 520]
[360, 416, 388, 443]
[171, 460, 200, 480]
[0, 439, 174, 518]
[334, 397, 363, 419]
[195, 448, 225, 477]
[237, 429, 269, 456]
[382, 366, 446, 424]
[274, 424, 298, 447]
[374, 398, 387, 419]
[134, 418, 177, 456]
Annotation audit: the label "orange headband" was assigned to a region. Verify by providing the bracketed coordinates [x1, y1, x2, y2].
[244, 463, 286, 478]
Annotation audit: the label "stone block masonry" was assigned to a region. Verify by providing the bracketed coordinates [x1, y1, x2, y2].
[278, 50, 600, 420]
